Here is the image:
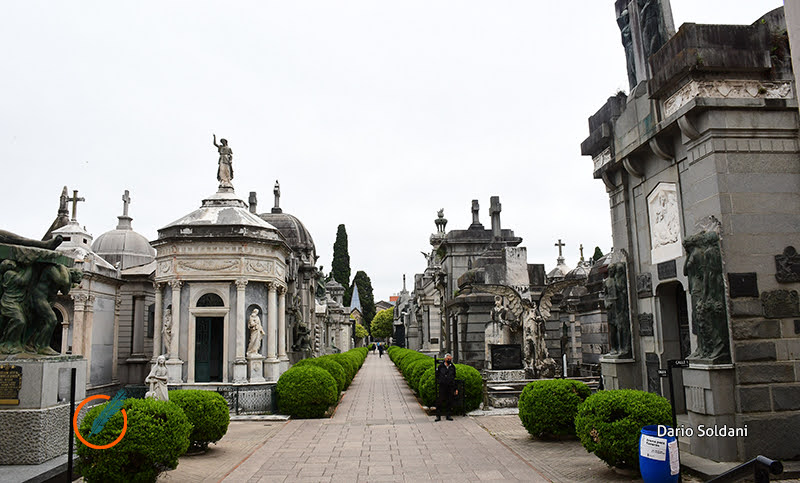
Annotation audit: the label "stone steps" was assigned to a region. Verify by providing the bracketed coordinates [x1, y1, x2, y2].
[485, 376, 602, 408]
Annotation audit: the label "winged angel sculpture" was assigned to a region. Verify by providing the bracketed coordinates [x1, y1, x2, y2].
[476, 278, 582, 377]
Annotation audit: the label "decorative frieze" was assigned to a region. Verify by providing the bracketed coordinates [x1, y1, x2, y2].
[664, 80, 793, 118]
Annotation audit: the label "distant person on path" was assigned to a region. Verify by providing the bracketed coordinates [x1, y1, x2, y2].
[378, 342, 385, 358]
[435, 353, 457, 421]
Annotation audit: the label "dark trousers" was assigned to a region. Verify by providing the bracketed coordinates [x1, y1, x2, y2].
[436, 384, 455, 417]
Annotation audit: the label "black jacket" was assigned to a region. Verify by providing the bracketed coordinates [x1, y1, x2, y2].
[436, 362, 456, 387]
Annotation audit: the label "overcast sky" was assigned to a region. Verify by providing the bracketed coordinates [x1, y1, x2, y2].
[1, 1, 783, 301]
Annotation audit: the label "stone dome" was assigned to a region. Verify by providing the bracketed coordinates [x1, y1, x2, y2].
[546, 256, 572, 282]
[565, 260, 592, 281]
[93, 221, 155, 270]
[258, 211, 315, 254]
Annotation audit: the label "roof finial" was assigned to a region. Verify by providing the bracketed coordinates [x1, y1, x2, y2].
[555, 239, 565, 258]
[117, 189, 133, 230]
[579, 243, 584, 262]
[67, 189, 85, 222]
[272, 180, 282, 213]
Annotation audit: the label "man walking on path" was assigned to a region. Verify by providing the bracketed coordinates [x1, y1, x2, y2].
[378, 342, 384, 358]
[435, 353, 457, 421]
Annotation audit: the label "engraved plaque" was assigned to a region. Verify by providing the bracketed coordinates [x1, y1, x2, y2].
[728, 273, 759, 298]
[637, 273, 653, 298]
[0, 365, 22, 405]
[490, 344, 523, 370]
[657, 260, 677, 280]
[639, 313, 654, 336]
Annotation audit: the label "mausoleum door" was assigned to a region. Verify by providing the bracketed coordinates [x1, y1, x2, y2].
[195, 316, 224, 382]
[657, 282, 689, 413]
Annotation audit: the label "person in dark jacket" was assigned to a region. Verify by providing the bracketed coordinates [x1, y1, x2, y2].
[378, 342, 385, 358]
[435, 353, 457, 421]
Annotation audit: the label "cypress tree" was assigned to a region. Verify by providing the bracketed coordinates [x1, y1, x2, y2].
[592, 246, 604, 263]
[331, 224, 351, 301]
[352, 271, 376, 327]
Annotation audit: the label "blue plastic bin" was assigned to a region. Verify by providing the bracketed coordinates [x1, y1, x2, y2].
[639, 425, 679, 483]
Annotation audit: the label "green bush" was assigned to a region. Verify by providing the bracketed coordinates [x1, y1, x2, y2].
[350, 347, 368, 367]
[407, 358, 434, 391]
[368, 343, 376, 351]
[277, 366, 339, 418]
[77, 398, 192, 483]
[329, 353, 357, 386]
[518, 379, 591, 438]
[399, 353, 427, 376]
[168, 390, 230, 451]
[295, 357, 347, 393]
[575, 389, 673, 470]
[454, 364, 483, 412]
[418, 366, 437, 406]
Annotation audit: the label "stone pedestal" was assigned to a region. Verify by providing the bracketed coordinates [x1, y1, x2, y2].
[683, 363, 737, 461]
[599, 356, 637, 390]
[247, 355, 266, 383]
[232, 360, 248, 384]
[165, 358, 184, 383]
[264, 359, 280, 382]
[0, 356, 87, 465]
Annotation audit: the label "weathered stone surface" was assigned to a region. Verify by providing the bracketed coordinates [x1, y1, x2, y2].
[772, 385, 800, 411]
[762, 290, 800, 318]
[775, 246, 800, 283]
[737, 386, 771, 413]
[740, 413, 800, 460]
[728, 272, 759, 298]
[637, 273, 652, 298]
[734, 341, 776, 362]
[731, 319, 781, 340]
[638, 313, 654, 336]
[0, 404, 69, 464]
[736, 363, 795, 385]
[730, 299, 764, 317]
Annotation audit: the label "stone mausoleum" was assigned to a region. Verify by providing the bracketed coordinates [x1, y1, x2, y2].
[581, 2, 800, 461]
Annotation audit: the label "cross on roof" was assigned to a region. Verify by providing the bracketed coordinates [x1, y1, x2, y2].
[122, 190, 131, 217]
[579, 244, 584, 261]
[555, 239, 565, 258]
[67, 190, 85, 221]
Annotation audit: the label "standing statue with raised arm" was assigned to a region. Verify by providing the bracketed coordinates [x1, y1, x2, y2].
[213, 134, 234, 188]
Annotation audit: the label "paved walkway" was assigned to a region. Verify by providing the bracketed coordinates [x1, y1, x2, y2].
[221, 353, 548, 482]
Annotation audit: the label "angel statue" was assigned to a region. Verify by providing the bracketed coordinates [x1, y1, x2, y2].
[145, 355, 169, 401]
[213, 134, 234, 188]
[247, 308, 265, 356]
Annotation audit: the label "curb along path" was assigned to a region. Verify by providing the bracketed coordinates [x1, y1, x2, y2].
[222, 352, 548, 482]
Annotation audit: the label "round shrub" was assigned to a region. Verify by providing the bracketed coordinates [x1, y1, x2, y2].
[295, 357, 347, 393]
[77, 398, 191, 483]
[329, 354, 357, 386]
[399, 353, 427, 377]
[418, 366, 437, 406]
[277, 366, 339, 418]
[168, 390, 230, 451]
[407, 358, 434, 391]
[369, 343, 375, 351]
[518, 379, 591, 438]
[575, 389, 673, 470]
[454, 364, 483, 412]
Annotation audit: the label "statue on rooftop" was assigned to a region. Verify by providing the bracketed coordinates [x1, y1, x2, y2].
[213, 134, 234, 188]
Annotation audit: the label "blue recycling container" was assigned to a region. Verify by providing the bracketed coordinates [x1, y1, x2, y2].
[639, 425, 680, 483]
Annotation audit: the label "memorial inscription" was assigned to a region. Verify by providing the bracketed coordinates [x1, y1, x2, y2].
[0, 364, 22, 405]
[657, 260, 677, 280]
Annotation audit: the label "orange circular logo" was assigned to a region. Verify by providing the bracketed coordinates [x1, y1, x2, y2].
[72, 394, 128, 450]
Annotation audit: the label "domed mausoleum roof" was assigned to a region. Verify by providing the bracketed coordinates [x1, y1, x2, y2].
[157, 188, 283, 243]
[257, 181, 316, 255]
[93, 190, 156, 269]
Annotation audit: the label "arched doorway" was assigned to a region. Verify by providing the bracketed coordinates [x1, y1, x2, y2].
[195, 292, 225, 383]
[657, 281, 690, 413]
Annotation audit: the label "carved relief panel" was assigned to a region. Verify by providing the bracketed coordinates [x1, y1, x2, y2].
[647, 182, 682, 264]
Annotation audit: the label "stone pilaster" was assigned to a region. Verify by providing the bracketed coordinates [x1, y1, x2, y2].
[166, 279, 183, 382]
[152, 282, 163, 360]
[265, 282, 279, 381]
[277, 285, 289, 374]
[112, 294, 121, 382]
[234, 278, 249, 383]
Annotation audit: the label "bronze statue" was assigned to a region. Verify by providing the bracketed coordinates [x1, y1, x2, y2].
[27, 264, 82, 354]
[212, 134, 234, 188]
[0, 229, 62, 250]
[0, 260, 34, 354]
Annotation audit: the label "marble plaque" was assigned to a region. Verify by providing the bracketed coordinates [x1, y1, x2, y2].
[490, 344, 523, 370]
[657, 260, 677, 280]
[639, 313, 654, 336]
[728, 273, 759, 298]
[647, 183, 682, 264]
[0, 364, 22, 405]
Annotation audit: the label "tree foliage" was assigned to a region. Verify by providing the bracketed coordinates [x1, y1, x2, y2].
[352, 270, 376, 327]
[354, 323, 368, 340]
[332, 224, 351, 302]
[371, 307, 394, 339]
[592, 246, 604, 263]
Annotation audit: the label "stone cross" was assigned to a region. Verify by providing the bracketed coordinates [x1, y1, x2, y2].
[489, 196, 502, 238]
[579, 244, 584, 262]
[555, 239, 566, 258]
[67, 190, 85, 221]
[471, 200, 480, 226]
[121, 190, 131, 217]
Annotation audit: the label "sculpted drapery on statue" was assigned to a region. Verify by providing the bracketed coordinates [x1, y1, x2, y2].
[0, 231, 81, 355]
[213, 134, 234, 189]
[603, 262, 631, 358]
[145, 355, 169, 401]
[247, 308, 265, 355]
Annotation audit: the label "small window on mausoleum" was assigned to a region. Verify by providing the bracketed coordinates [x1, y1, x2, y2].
[197, 292, 224, 307]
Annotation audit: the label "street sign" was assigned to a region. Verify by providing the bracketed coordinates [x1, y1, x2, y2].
[657, 369, 668, 377]
[671, 359, 690, 368]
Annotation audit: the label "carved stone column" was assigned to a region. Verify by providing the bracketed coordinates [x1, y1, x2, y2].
[70, 293, 88, 356]
[83, 295, 96, 382]
[265, 282, 279, 381]
[112, 294, 121, 382]
[152, 282, 163, 360]
[234, 278, 249, 383]
[166, 279, 184, 383]
[277, 286, 288, 373]
[60, 320, 70, 354]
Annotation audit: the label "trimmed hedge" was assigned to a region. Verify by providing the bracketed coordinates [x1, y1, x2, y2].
[575, 389, 673, 470]
[77, 398, 192, 483]
[407, 358, 435, 392]
[518, 379, 591, 438]
[294, 357, 347, 393]
[399, 353, 482, 413]
[277, 365, 338, 418]
[169, 390, 231, 451]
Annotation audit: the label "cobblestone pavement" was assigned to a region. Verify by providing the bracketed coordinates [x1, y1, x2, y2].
[222, 353, 548, 482]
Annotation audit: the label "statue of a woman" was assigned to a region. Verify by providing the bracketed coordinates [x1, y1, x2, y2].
[213, 134, 233, 188]
[247, 308, 265, 355]
[145, 355, 169, 401]
[162, 307, 172, 354]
